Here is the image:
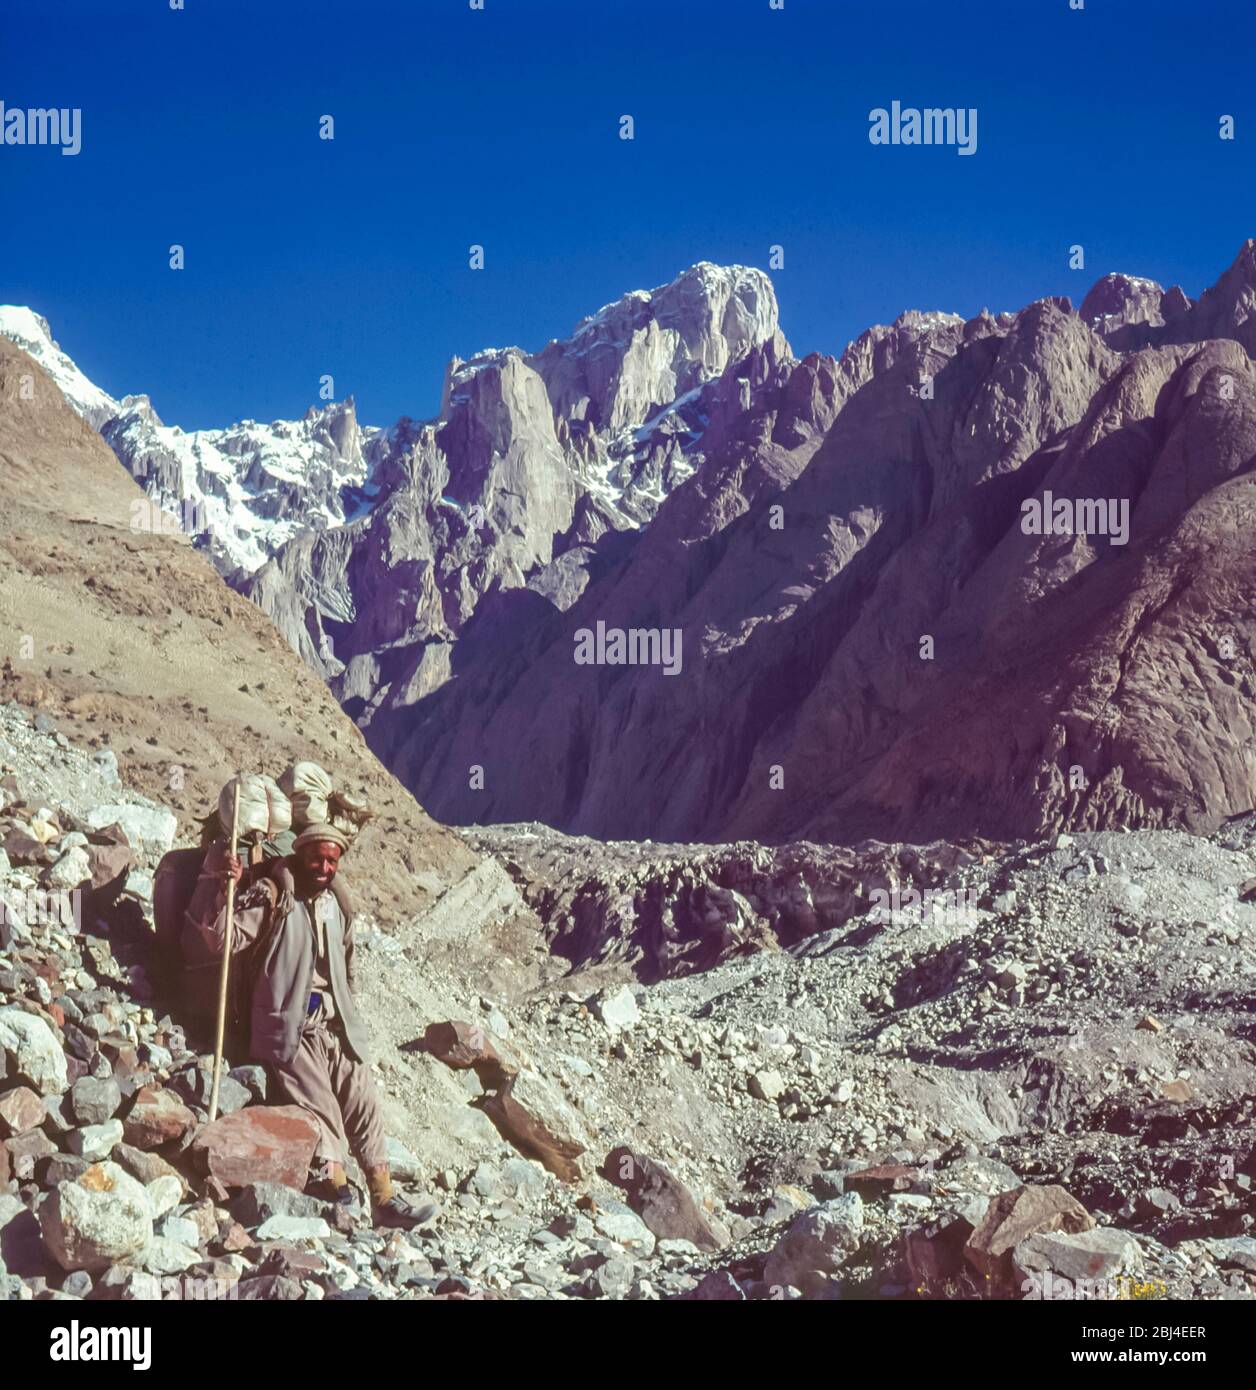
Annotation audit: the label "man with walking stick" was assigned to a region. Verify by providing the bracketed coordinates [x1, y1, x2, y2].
[187, 819, 438, 1230]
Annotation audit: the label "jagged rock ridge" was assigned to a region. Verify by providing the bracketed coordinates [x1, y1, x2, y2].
[377, 241, 1256, 846]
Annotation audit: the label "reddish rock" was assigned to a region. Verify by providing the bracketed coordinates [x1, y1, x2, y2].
[602, 1146, 727, 1251]
[259, 1245, 326, 1279]
[421, 1020, 515, 1087]
[0, 1084, 46, 1137]
[844, 1163, 920, 1199]
[905, 1211, 982, 1292]
[112, 1142, 186, 1190]
[122, 1086, 197, 1150]
[189, 1106, 319, 1190]
[84, 840, 136, 890]
[965, 1184, 1095, 1286]
[3, 829, 48, 865]
[4, 1127, 56, 1178]
[480, 1076, 584, 1183]
[91, 822, 133, 849]
[217, 1221, 254, 1254]
[98, 1038, 140, 1074]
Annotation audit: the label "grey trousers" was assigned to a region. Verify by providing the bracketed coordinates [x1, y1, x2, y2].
[268, 1009, 388, 1172]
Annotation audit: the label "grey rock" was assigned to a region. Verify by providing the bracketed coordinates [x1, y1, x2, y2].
[1014, 1228, 1143, 1284]
[65, 1120, 123, 1161]
[232, 1182, 323, 1227]
[763, 1194, 864, 1296]
[69, 1076, 122, 1127]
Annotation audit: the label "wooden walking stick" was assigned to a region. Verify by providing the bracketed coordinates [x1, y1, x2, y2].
[207, 781, 241, 1125]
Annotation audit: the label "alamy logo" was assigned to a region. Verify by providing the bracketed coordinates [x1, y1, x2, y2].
[573, 619, 683, 676]
[1020, 490, 1130, 545]
[49, 1321, 151, 1370]
[1021, 1270, 1167, 1302]
[1, 102, 81, 156]
[868, 102, 977, 156]
[868, 885, 979, 927]
[2, 888, 82, 933]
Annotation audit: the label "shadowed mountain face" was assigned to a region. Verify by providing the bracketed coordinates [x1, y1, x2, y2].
[368, 245, 1256, 845]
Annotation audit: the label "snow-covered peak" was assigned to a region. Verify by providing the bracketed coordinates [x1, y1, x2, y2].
[530, 262, 782, 434]
[102, 396, 379, 574]
[0, 305, 122, 428]
[0, 304, 382, 576]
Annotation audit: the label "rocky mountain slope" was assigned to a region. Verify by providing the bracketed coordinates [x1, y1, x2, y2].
[237, 263, 785, 722]
[2, 704, 1254, 1301]
[0, 332, 474, 924]
[2, 318, 1255, 1300]
[380, 244, 1256, 848]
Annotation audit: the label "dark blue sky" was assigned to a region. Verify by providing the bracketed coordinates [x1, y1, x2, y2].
[2, 0, 1252, 431]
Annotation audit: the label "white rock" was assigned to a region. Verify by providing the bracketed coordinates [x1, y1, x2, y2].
[141, 1237, 201, 1275]
[39, 1162, 153, 1272]
[44, 846, 92, 889]
[84, 804, 177, 858]
[256, 1214, 330, 1241]
[0, 1006, 68, 1094]
[66, 1119, 123, 1161]
[145, 1175, 184, 1220]
[158, 1215, 201, 1247]
[591, 984, 641, 1032]
[749, 1069, 786, 1101]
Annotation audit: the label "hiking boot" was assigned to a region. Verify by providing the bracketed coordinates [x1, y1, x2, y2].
[372, 1192, 440, 1231]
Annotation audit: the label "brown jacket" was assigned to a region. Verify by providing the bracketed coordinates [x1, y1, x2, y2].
[185, 856, 369, 1066]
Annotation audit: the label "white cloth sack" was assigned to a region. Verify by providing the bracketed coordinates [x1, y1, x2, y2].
[218, 774, 292, 839]
[278, 760, 334, 829]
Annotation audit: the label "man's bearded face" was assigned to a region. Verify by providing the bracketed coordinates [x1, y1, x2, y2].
[294, 841, 343, 891]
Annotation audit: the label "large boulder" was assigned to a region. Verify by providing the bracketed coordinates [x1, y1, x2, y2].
[479, 1073, 586, 1182]
[189, 1106, 319, 1189]
[602, 1146, 727, 1251]
[1015, 1228, 1144, 1289]
[762, 1194, 864, 1296]
[83, 805, 177, 859]
[964, 1184, 1095, 1286]
[39, 1161, 153, 1272]
[0, 1007, 68, 1095]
